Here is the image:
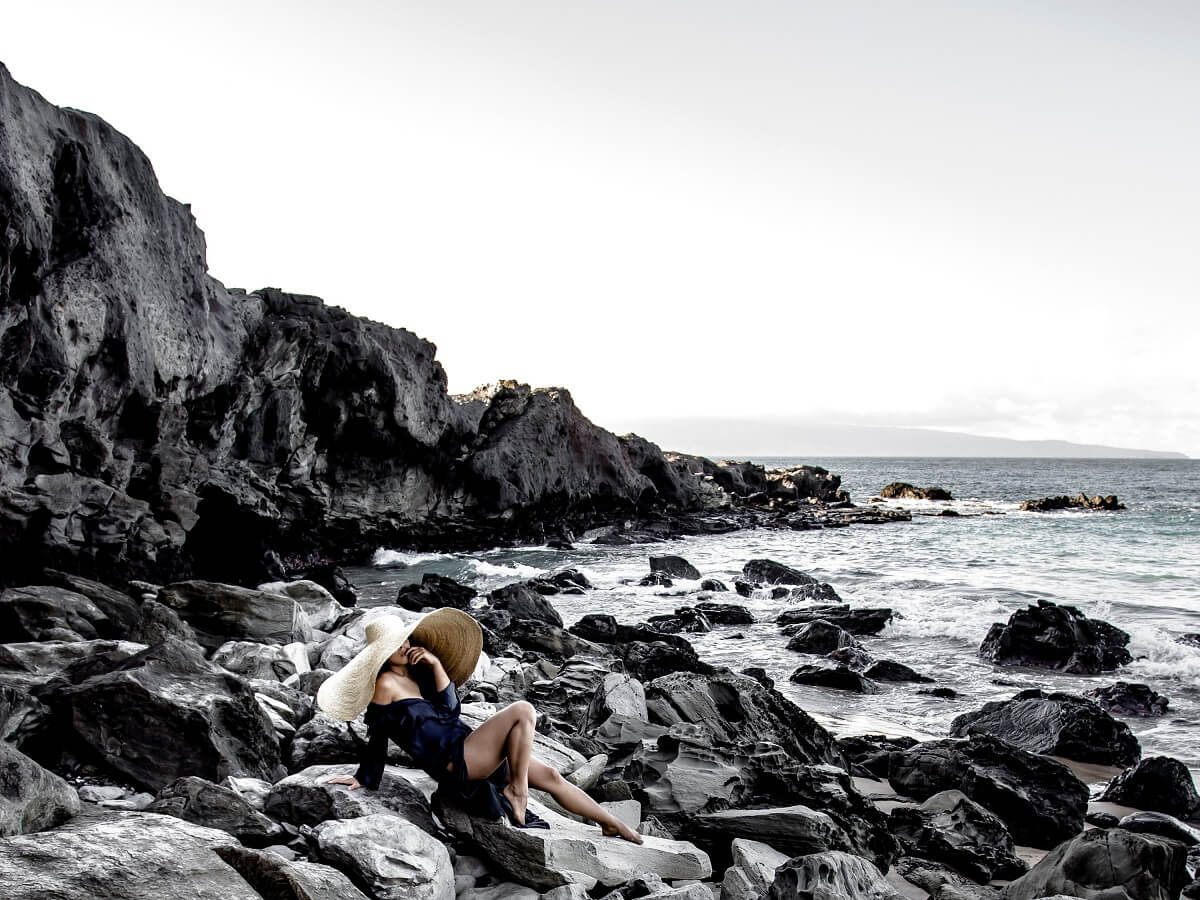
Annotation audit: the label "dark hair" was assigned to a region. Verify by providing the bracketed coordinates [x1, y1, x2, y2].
[375, 636, 427, 681]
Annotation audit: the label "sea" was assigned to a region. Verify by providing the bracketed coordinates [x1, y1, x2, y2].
[346, 457, 1200, 786]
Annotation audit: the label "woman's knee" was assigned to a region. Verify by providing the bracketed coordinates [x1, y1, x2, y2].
[508, 700, 536, 724]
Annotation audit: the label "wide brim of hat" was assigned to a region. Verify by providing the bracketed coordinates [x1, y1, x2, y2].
[316, 608, 483, 722]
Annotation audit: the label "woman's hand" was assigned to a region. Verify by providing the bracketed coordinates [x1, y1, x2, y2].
[326, 775, 361, 791]
[406, 647, 444, 672]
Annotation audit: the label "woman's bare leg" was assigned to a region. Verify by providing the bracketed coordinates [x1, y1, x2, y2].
[461, 701, 536, 824]
[528, 759, 643, 844]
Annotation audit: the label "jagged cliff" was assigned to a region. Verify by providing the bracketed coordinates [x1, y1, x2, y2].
[0, 63, 712, 585]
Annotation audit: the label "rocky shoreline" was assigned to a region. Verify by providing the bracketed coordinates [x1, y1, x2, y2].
[2, 552, 1199, 899]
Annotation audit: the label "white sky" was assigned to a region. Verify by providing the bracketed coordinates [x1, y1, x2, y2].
[4, 1, 1198, 455]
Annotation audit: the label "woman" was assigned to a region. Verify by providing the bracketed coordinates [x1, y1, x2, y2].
[317, 609, 642, 843]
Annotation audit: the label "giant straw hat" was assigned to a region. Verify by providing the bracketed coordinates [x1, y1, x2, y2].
[316, 608, 483, 721]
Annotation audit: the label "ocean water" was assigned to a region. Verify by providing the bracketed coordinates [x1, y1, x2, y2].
[348, 457, 1200, 785]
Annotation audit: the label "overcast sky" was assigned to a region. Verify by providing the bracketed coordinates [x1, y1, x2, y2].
[4, 1, 1197, 456]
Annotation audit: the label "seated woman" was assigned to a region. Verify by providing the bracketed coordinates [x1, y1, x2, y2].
[317, 608, 642, 843]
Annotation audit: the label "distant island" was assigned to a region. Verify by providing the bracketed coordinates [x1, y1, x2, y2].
[607, 419, 1189, 459]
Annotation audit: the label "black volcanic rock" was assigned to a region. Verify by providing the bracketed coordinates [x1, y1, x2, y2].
[743, 559, 817, 585]
[790, 663, 881, 694]
[650, 555, 701, 580]
[879, 482, 953, 501]
[979, 599, 1131, 674]
[1101, 757, 1200, 818]
[0, 63, 716, 587]
[786, 620, 862, 654]
[1020, 492, 1125, 512]
[1002, 828, 1186, 900]
[394, 573, 476, 612]
[949, 689, 1141, 767]
[778, 605, 894, 635]
[888, 734, 1089, 849]
[1086, 681, 1169, 717]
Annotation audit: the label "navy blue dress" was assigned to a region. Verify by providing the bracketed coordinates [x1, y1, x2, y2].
[353, 680, 546, 825]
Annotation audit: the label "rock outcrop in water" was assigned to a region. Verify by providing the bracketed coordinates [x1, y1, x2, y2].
[1020, 492, 1125, 512]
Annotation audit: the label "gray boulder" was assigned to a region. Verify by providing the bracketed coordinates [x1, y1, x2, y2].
[0, 585, 111, 641]
[158, 581, 313, 651]
[0, 811, 260, 899]
[310, 813, 454, 900]
[0, 741, 80, 836]
[212, 640, 310, 682]
[743, 560, 816, 585]
[1002, 828, 1187, 900]
[488, 583, 564, 627]
[435, 795, 711, 891]
[216, 844, 371, 900]
[721, 838, 789, 900]
[767, 851, 903, 900]
[51, 638, 285, 791]
[40, 570, 142, 638]
[264, 763, 435, 834]
[147, 776, 285, 845]
[257, 579, 347, 631]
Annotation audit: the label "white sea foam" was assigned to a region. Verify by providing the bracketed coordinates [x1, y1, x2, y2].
[1127, 625, 1200, 687]
[371, 548, 455, 567]
[469, 560, 547, 579]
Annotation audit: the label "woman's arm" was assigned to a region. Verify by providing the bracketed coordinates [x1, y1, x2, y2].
[406, 647, 450, 692]
[333, 724, 386, 790]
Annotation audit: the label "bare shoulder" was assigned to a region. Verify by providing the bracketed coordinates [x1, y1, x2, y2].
[372, 671, 420, 704]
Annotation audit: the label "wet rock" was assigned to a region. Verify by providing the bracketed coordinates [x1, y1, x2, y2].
[147, 776, 286, 845]
[888, 734, 1088, 849]
[786, 582, 845, 604]
[640, 572, 674, 588]
[1087, 811, 1122, 828]
[695, 805, 866, 863]
[646, 607, 712, 635]
[740, 667, 774, 690]
[888, 789, 1027, 883]
[880, 483, 953, 501]
[294, 564, 358, 608]
[0, 585, 111, 641]
[651, 556, 701, 580]
[1002, 828, 1185, 900]
[158, 581, 313, 652]
[863, 660, 934, 683]
[0, 741, 80, 836]
[777, 605, 894, 635]
[289, 712, 376, 770]
[264, 763, 435, 833]
[1086, 682, 1169, 718]
[1100, 756, 1200, 818]
[434, 794, 711, 891]
[1019, 493, 1125, 512]
[395, 574, 477, 612]
[742, 559, 817, 586]
[789, 664, 881, 694]
[51, 638, 285, 791]
[221, 776, 273, 812]
[733, 579, 754, 598]
[700, 579, 728, 593]
[257, 579, 348, 631]
[891, 857, 1000, 900]
[949, 690, 1141, 767]
[644, 670, 843, 766]
[569, 616, 716, 681]
[474, 608, 585, 662]
[919, 687, 959, 699]
[767, 851, 903, 900]
[215, 844, 372, 900]
[530, 569, 592, 595]
[0, 811, 258, 899]
[1118, 811, 1200, 846]
[786, 620, 862, 654]
[979, 600, 1131, 674]
[694, 602, 754, 626]
[310, 812, 454, 900]
[488, 583, 563, 627]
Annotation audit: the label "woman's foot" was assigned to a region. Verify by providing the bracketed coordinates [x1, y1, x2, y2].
[601, 819, 644, 844]
[502, 783, 529, 826]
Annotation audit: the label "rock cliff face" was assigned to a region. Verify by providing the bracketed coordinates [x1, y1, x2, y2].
[0, 64, 706, 585]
